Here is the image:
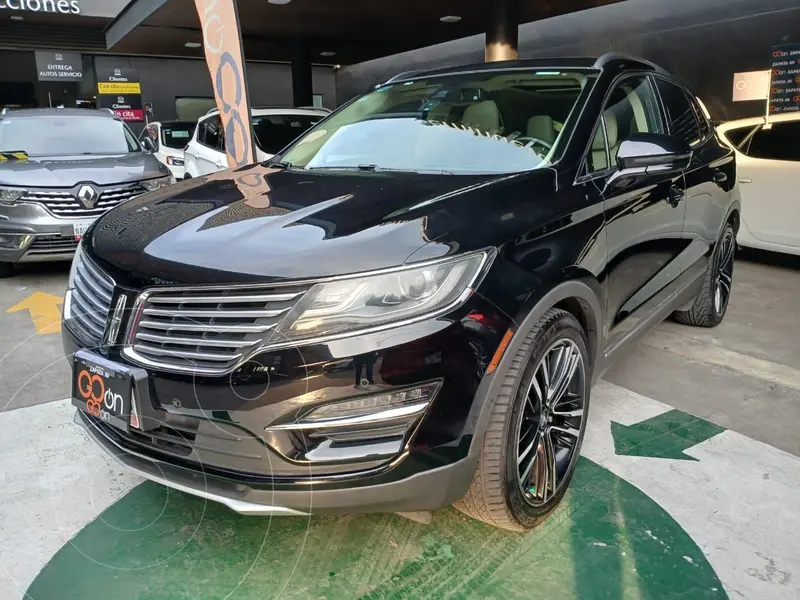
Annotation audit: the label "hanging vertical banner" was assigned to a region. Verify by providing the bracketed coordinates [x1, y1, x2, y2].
[194, 0, 257, 168]
[768, 42, 800, 115]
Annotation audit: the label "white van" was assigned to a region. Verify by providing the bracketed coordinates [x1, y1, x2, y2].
[139, 120, 197, 180]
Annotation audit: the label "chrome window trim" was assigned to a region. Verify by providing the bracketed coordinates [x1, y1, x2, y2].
[121, 248, 496, 377]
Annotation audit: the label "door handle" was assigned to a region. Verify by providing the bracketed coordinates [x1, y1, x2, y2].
[739, 177, 752, 184]
[667, 185, 685, 207]
[713, 169, 727, 184]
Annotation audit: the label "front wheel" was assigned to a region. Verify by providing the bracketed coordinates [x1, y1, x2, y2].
[455, 308, 591, 531]
[0, 262, 14, 278]
[672, 223, 735, 328]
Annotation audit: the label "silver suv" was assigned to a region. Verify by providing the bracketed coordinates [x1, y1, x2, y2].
[0, 108, 172, 277]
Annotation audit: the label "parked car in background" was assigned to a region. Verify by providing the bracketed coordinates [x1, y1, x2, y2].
[139, 120, 196, 180]
[64, 54, 738, 531]
[183, 107, 328, 177]
[0, 108, 172, 277]
[717, 113, 800, 255]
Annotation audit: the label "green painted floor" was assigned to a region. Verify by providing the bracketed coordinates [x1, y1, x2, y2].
[27, 459, 723, 600]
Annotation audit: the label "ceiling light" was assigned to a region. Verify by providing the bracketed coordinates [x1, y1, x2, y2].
[440, 15, 461, 23]
[320, 51, 336, 57]
[185, 42, 202, 48]
[10, 15, 24, 20]
[268, 0, 293, 4]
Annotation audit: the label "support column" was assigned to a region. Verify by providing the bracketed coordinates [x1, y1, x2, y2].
[291, 40, 313, 107]
[485, 0, 519, 62]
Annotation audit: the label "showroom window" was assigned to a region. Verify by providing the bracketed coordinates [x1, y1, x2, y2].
[742, 122, 800, 162]
[656, 79, 702, 146]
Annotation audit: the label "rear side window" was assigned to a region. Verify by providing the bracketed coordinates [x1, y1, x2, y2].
[686, 94, 712, 139]
[656, 79, 702, 146]
[723, 126, 758, 149]
[743, 122, 800, 162]
[199, 116, 224, 151]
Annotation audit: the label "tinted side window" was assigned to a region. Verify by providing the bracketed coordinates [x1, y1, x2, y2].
[587, 75, 663, 173]
[686, 93, 712, 139]
[723, 125, 758, 149]
[200, 116, 224, 151]
[656, 80, 702, 146]
[744, 122, 800, 162]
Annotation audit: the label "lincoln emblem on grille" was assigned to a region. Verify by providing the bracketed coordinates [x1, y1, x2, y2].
[76, 184, 99, 209]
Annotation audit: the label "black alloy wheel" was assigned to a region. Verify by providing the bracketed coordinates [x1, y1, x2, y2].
[714, 229, 735, 316]
[672, 222, 736, 328]
[515, 339, 586, 506]
[456, 308, 591, 531]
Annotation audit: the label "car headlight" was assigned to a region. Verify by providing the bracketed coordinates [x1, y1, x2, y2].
[272, 250, 493, 344]
[141, 175, 174, 191]
[0, 187, 27, 206]
[166, 156, 184, 166]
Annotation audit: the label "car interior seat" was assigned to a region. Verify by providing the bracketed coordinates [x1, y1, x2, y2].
[461, 100, 503, 134]
[591, 111, 619, 171]
[526, 115, 557, 145]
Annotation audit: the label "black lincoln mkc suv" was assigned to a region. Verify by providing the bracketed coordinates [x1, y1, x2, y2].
[63, 53, 738, 531]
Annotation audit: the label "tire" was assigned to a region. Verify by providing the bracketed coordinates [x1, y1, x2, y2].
[672, 222, 735, 328]
[455, 308, 591, 531]
[0, 262, 14, 278]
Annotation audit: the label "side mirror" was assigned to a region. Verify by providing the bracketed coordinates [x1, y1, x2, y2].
[615, 133, 692, 174]
[141, 137, 156, 152]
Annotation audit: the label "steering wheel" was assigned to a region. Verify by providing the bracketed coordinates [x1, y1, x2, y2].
[514, 136, 554, 152]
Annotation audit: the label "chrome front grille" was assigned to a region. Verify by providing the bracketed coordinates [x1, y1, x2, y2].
[69, 255, 115, 346]
[126, 286, 310, 374]
[26, 235, 80, 255]
[22, 184, 145, 218]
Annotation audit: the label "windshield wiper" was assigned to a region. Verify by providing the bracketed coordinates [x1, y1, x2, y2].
[306, 164, 453, 174]
[269, 160, 293, 169]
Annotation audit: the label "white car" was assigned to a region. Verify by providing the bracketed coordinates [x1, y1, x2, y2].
[183, 107, 329, 177]
[717, 113, 800, 255]
[139, 121, 196, 180]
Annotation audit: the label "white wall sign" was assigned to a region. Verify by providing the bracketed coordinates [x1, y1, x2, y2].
[732, 70, 770, 102]
[0, 0, 81, 15]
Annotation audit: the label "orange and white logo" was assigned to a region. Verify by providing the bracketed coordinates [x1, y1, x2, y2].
[77, 369, 123, 417]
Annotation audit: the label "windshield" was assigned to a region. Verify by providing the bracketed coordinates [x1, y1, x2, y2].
[0, 115, 140, 156]
[161, 122, 196, 150]
[280, 70, 596, 174]
[252, 114, 323, 155]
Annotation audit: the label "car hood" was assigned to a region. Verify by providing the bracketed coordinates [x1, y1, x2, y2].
[86, 163, 555, 286]
[0, 153, 169, 188]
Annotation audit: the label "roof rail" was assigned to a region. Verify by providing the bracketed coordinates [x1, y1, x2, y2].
[593, 52, 669, 75]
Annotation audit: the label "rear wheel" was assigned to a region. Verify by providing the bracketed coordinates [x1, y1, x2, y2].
[455, 308, 590, 531]
[672, 223, 735, 328]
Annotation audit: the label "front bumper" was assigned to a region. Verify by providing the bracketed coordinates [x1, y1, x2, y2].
[0, 202, 83, 263]
[62, 294, 511, 515]
[74, 408, 477, 515]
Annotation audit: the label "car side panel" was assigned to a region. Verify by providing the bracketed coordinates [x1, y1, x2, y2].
[599, 169, 688, 351]
[737, 154, 800, 249]
[680, 134, 736, 277]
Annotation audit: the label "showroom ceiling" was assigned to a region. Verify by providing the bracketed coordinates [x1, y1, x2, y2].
[107, 0, 623, 65]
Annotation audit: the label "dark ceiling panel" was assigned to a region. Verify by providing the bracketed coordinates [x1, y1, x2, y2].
[109, 0, 624, 65]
